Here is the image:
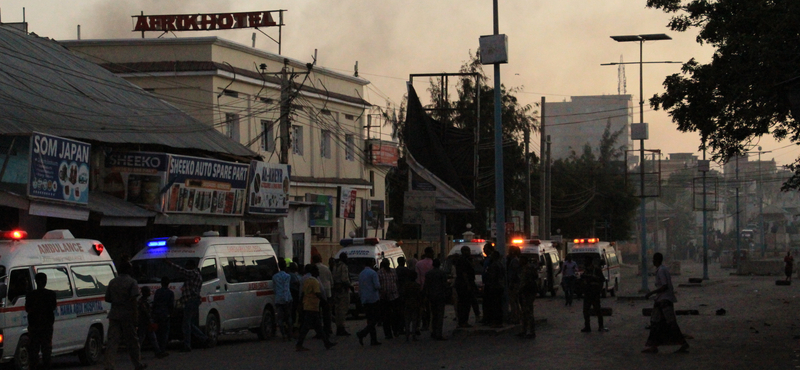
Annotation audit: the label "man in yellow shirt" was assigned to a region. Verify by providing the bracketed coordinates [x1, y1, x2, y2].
[296, 265, 337, 351]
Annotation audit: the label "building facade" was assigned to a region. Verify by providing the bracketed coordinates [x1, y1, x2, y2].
[545, 95, 633, 160]
[62, 37, 389, 263]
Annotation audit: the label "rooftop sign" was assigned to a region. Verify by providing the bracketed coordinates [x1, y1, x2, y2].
[133, 11, 282, 32]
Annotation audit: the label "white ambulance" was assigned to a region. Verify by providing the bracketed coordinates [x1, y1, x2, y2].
[131, 232, 279, 346]
[512, 238, 562, 297]
[0, 229, 113, 370]
[337, 238, 405, 317]
[568, 238, 621, 297]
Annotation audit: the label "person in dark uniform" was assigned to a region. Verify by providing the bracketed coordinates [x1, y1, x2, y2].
[26, 272, 57, 370]
[580, 258, 606, 333]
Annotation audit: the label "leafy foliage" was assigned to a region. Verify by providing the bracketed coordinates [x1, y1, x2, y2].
[646, 0, 800, 188]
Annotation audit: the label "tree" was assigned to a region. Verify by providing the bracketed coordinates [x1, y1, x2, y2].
[550, 122, 638, 241]
[646, 0, 800, 188]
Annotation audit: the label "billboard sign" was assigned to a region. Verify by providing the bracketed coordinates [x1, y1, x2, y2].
[247, 161, 290, 215]
[307, 194, 334, 227]
[336, 186, 358, 219]
[163, 154, 249, 215]
[103, 152, 169, 210]
[29, 132, 91, 205]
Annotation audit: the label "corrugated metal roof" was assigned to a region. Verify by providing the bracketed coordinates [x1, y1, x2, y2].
[0, 27, 257, 158]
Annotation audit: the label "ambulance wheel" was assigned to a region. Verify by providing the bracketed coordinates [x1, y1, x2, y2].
[205, 313, 219, 348]
[78, 326, 102, 365]
[257, 307, 276, 340]
[14, 335, 29, 370]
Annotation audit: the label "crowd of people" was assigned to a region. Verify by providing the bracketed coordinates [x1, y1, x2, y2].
[23, 244, 688, 369]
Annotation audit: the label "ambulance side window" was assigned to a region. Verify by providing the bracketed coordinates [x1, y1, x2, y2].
[8, 269, 32, 304]
[38, 267, 73, 299]
[201, 259, 218, 282]
[243, 256, 278, 282]
[71, 264, 115, 297]
[221, 257, 245, 284]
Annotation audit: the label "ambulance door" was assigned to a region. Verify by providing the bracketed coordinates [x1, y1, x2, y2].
[220, 256, 250, 330]
[5, 268, 33, 353]
[200, 257, 222, 330]
[36, 266, 76, 350]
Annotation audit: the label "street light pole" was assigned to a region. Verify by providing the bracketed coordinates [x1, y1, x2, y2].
[607, 33, 673, 293]
[492, 0, 506, 256]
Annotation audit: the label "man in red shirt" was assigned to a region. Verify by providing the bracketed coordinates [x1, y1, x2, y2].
[414, 247, 435, 332]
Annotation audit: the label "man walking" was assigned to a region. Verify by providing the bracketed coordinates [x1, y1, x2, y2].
[484, 251, 506, 328]
[273, 259, 293, 340]
[557, 254, 578, 306]
[26, 272, 56, 370]
[295, 265, 336, 351]
[357, 259, 381, 346]
[104, 261, 147, 370]
[166, 259, 209, 351]
[378, 259, 401, 339]
[643, 252, 689, 353]
[506, 246, 522, 324]
[332, 252, 352, 336]
[423, 259, 449, 340]
[580, 258, 606, 333]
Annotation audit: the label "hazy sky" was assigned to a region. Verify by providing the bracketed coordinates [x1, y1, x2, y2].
[3, 0, 796, 169]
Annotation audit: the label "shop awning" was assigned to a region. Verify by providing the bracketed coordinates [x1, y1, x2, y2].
[405, 152, 475, 212]
[88, 192, 155, 227]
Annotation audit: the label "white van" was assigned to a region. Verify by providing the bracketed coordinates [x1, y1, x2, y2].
[337, 238, 405, 317]
[444, 239, 488, 291]
[0, 229, 114, 370]
[512, 239, 562, 297]
[568, 238, 621, 297]
[131, 232, 279, 346]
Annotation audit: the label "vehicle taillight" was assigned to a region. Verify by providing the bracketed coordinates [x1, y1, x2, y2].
[93, 243, 104, 255]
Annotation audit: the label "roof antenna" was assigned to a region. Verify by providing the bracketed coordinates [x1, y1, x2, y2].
[77, 25, 81, 40]
[354, 61, 358, 77]
[252, 32, 256, 48]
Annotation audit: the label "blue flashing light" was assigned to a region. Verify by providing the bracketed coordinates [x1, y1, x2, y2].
[147, 238, 168, 247]
[147, 246, 169, 256]
[339, 239, 353, 247]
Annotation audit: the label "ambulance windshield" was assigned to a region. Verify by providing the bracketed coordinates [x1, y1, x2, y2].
[346, 258, 375, 276]
[132, 258, 201, 284]
[572, 253, 602, 268]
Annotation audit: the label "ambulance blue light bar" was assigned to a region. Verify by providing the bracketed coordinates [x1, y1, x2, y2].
[339, 238, 380, 247]
[146, 236, 201, 248]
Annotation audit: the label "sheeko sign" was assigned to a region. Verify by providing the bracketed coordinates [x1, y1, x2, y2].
[133, 11, 282, 32]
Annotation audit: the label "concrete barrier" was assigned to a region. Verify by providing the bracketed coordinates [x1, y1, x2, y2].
[736, 259, 788, 276]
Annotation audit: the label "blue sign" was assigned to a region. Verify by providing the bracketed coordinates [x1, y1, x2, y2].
[28, 132, 91, 205]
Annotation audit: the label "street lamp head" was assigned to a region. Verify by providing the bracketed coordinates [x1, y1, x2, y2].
[610, 34, 671, 43]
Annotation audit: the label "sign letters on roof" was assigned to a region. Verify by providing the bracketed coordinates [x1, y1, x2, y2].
[133, 11, 280, 32]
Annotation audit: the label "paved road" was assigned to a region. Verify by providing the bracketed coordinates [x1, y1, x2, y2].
[47, 260, 800, 370]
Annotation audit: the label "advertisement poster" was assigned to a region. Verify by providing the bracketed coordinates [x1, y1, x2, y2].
[247, 161, 290, 215]
[163, 154, 249, 216]
[362, 199, 385, 230]
[103, 152, 168, 210]
[336, 186, 358, 219]
[29, 132, 91, 205]
[307, 194, 334, 227]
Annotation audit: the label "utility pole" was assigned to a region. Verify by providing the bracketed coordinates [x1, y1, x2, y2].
[735, 155, 740, 266]
[491, 0, 506, 255]
[279, 59, 291, 164]
[540, 97, 546, 238]
[524, 126, 531, 238]
[545, 136, 552, 239]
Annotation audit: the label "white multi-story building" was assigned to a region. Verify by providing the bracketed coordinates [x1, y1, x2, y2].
[544, 95, 633, 160]
[63, 37, 392, 263]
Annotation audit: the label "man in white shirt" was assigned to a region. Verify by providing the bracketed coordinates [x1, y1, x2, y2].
[313, 254, 334, 335]
[643, 252, 689, 354]
[557, 254, 578, 307]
